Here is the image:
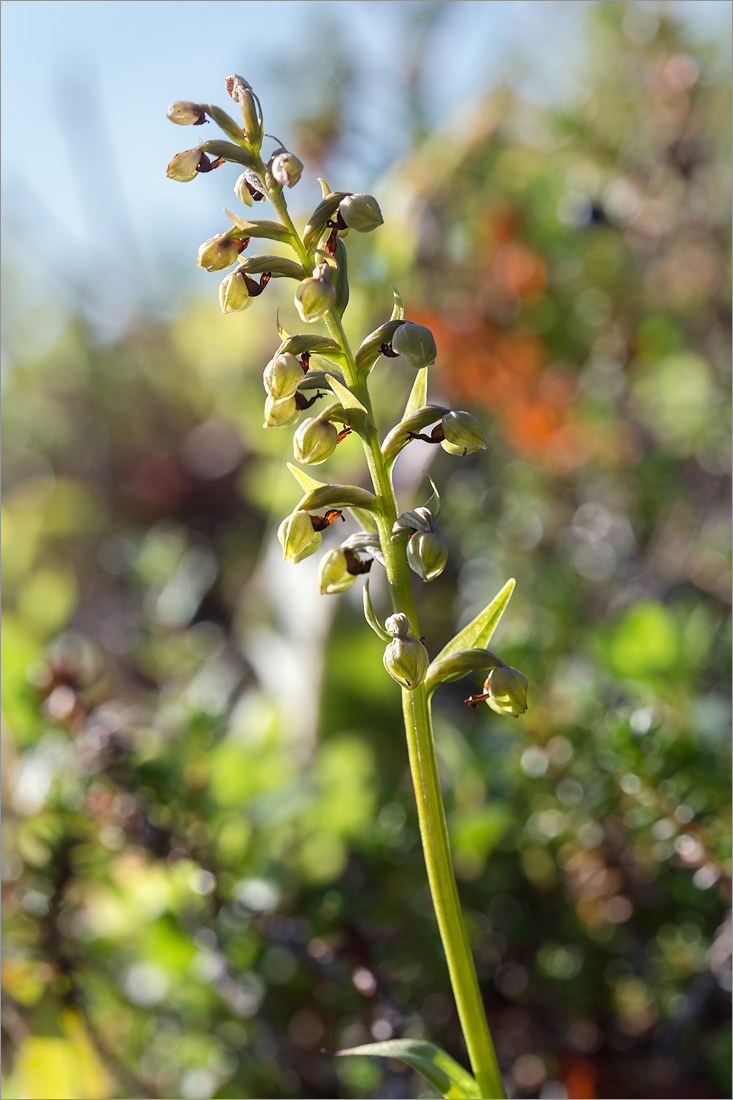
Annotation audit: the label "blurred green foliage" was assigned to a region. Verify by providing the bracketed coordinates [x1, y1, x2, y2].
[2, 4, 730, 1099]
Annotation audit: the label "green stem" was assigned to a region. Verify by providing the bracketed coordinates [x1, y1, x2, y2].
[266, 177, 505, 1099]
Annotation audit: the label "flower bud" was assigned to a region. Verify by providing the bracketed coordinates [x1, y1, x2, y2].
[166, 147, 205, 182]
[293, 417, 338, 465]
[263, 395, 299, 428]
[484, 665, 528, 717]
[338, 193, 383, 233]
[224, 75, 263, 149]
[225, 74, 252, 99]
[441, 411, 487, 455]
[319, 549, 358, 595]
[407, 529, 448, 582]
[278, 510, 322, 564]
[270, 152, 304, 189]
[263, 352, 303, 401]
[233, 172, 254, 207]
[383, 614, 429, 690]
[391, 321, 437, 369]
[219, 270, 252, 313]
[166, 101, 206, 126]
[197, 234, 239, 272]
[295, 269, 336, 323]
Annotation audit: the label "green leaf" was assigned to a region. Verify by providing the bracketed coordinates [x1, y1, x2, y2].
[205, 104, 246, 144]
[238, 255, 305, 279]
[299, 369, 345, 391]
[355, 318, 406, 373]
[404, 365, 429, 419]
[200, 139, 259, 170]
[333, 1039, 481, 1100]
[222, 211, 293, 242]
[326, 374, 367, 415]
[350, 506, 379, 534]
[279, 334, 344, 358]
[334, 237, 349, 318]
[390, 285, 405, 321]
[303, 192, 349, 251]
[362, 578, 390, 641]
[381, 405, 449, 466]
[296, 484, 380, 513]
[432, 580, 516, 667]
[424, 473, 441, 519]
[317, 177, 331, 198]
[276, 310, 289, 340]
[287, 463, 326, 495]
[424, 647, 503, 696]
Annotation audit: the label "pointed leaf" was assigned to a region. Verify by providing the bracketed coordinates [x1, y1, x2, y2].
[276, 310, 289, 341]
[424, 473, 441, 519]
[350, 506, 379, 534]
[238, 255, 305, 279]
[424, 647, 503, 695]
[287, 462, 326, 495]
[332, 1039, 481, 1100]
[299, 369, 344, 391]
[326, 374, 367, 415]
[303, 192, 349, 250]
[279, 334, 343, 358]
[333, 237, 349, 318]
[404, 365, 429, 419]
[317, 178, 331, 199]
[222, 211, 292, 242]
[355, 318, 406, 373]
[362, 578, 390, 641]
[296, 484, 380, 513]
[390, 285, 405, 321]
[381, 405, 449, 466]
[200, 140, 258, 169]
[432, 579, 516, 667]
[205, 104, 246, 144]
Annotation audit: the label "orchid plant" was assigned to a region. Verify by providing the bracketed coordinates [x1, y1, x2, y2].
[166, 75, 529, 1100]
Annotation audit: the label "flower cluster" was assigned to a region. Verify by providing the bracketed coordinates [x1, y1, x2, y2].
[165, 75, 527, 710]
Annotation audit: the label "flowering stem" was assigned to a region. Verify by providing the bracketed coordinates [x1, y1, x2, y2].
[263, 162, 505, 1100]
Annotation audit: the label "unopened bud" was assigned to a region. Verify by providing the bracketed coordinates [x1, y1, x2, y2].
[407, 529, 448, 582]
[219, 270, 252, 313]
[383, 614, 429, 690]
[295, 267, 336, 323]
[293, 417, 338, 465]
[441, 411, 487, 455]
[197, 234, 239, 272]
[270, 152, 304, 189]
[263, 352, 303, 400]
[319, 549, 358, 595]
[391, 321, 437, 369]
[278, 510, 322, 564]
[339, 193, 383, 233]
[484, 665, 528, 717]
[166, 147, 205, 182]
[264, 395, 299, 428]
[224, 75, 263, 149]
[166, 101, 206, 126]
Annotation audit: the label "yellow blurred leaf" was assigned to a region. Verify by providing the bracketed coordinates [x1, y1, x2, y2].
[9, 1009, 112, 1099]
